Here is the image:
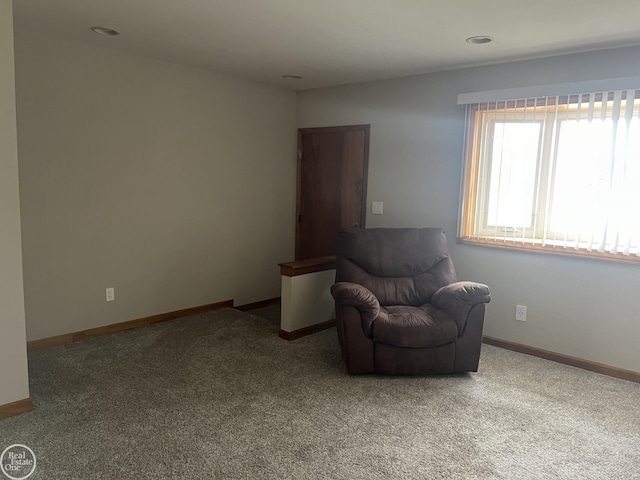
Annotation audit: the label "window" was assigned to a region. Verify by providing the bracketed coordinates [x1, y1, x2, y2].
[460, 90, 640, 263]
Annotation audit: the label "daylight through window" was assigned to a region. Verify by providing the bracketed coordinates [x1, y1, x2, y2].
[459, 90, 640, 262]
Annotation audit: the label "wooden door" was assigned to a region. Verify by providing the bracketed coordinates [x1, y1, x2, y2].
[296, 125, 370, 260]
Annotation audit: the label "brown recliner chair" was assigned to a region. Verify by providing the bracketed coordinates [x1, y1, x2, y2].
[331, 227, 490, 375]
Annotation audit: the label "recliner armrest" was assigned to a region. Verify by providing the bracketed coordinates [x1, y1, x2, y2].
[331, 282, 380, 324]
[431, 281, 491, 333]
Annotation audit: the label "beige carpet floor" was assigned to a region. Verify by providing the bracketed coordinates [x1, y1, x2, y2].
[1, 307, 639, 479]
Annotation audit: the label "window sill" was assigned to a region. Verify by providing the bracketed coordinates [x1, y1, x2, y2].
[458, 237, 640, 266]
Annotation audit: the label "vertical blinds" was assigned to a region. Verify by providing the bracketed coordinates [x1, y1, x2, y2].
[462, 89, 640, 257]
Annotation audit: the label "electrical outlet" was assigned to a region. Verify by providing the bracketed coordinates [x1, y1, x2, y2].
[372, 201, 383, 215]
[106, 287, 115, 302]
[515, 305, 527, 321]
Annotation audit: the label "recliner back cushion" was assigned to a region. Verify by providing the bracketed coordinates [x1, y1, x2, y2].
[335, 228, 457, 306]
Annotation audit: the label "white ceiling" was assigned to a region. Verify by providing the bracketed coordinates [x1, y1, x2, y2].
[13, 0, 640, 91]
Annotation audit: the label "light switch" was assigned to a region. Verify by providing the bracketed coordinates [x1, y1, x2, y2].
[372, 201, 383, 215]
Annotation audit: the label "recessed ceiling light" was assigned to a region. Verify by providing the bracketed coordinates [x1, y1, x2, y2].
[91, 26, 120, 36]
[466, 36, 493, 45]
[282, 75, 302, 80]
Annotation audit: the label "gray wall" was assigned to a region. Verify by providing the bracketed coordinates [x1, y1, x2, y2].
[0, 0, 30, 405]
[297, 46, 640, 372]
[15, 31, 297, 341]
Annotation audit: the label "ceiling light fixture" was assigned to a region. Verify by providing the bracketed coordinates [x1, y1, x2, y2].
[282, 75, 302, 80]
[466, 36, 493, 45]
[91, 26, 120, 36]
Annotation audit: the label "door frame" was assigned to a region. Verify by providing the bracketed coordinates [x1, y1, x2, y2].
[295, 124, 370, 260]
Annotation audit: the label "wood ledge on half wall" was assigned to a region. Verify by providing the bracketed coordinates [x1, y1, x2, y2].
[279, 255, 336, 277]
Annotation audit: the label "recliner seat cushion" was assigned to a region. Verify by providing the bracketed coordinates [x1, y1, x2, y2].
[370, 305, 458, 348]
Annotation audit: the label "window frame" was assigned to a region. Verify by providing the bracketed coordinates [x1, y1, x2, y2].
[475, 112, 547, 241]
[459, 95, 640, 265]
